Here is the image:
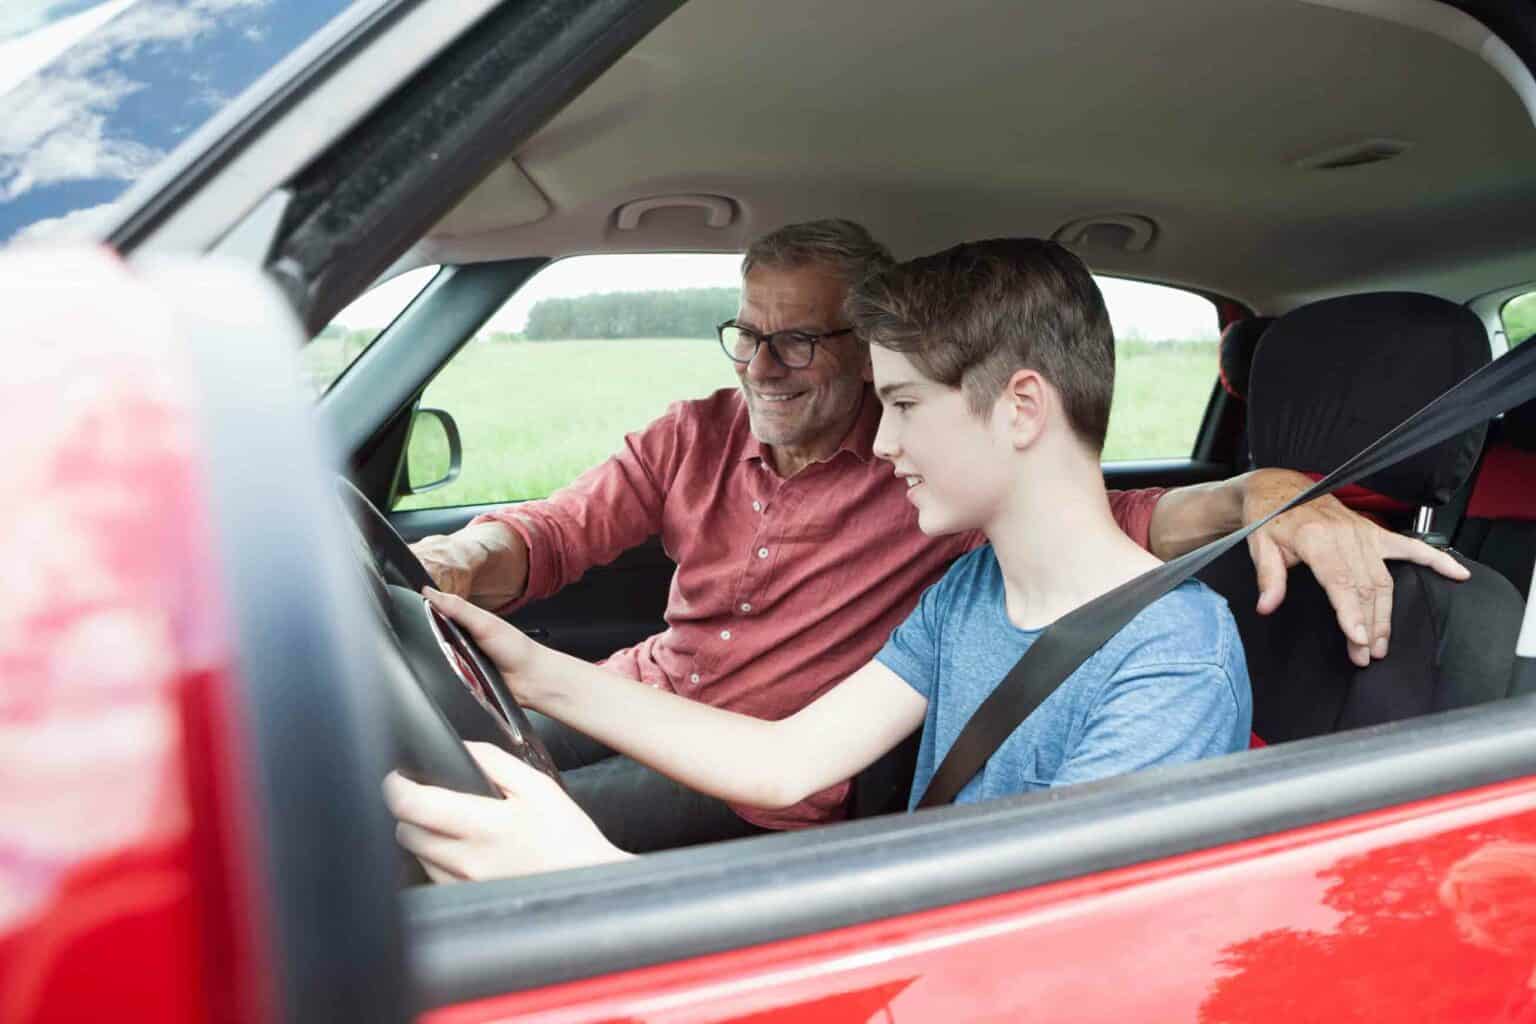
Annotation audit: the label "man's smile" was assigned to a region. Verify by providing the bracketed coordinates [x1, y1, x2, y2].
[752, 389, 808, 404]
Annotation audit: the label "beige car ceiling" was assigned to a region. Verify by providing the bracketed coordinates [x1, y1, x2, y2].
[410, 0, 1536, 313]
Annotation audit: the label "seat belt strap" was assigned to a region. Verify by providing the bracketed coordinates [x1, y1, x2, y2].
[916, 337, 1536, 809]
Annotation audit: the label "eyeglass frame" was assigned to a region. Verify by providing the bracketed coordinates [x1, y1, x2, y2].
[716, 320, 855, 369]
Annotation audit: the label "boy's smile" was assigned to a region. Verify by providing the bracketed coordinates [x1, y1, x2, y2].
[869, 346, 1012, 536]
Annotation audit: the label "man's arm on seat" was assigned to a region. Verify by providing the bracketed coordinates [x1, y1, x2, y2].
[1141, 467, 1469, 666]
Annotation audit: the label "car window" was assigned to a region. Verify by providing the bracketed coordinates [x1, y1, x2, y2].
[302, 265, 439, 398]
[0, 0, 363, 246]
[1097, 278, 1219, 462]
[402, 260, 1216, 509]
[1501, 291, 1536, 347]
[395, 261, 1219, 510]
[394, 254, 740, 511]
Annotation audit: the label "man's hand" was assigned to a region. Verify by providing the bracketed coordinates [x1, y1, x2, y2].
[408, 520, 530, 606]
[1242, 469, 1469, 668]
[384, 742, 629, 882]
[410, 533, 481, 598]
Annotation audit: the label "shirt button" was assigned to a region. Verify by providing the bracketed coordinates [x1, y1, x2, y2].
[720, 630, 732, 640]
[757, 547, 769, 559]
[690, 673, 701, 684]
[752, 501, 762, 512]
[740, 602, 752, 613]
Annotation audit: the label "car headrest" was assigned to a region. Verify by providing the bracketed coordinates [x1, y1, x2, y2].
[1218, 317, 1274, 399]
[1248, 292, 1489, 507]
[1502, 393, 1536, 453]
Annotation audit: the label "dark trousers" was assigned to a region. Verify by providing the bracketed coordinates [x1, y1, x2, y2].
[527, 710, 766, 853]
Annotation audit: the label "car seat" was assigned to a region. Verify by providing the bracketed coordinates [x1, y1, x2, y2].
[1198, 292, 1528, 742]
[1455, 392, 1536, 599]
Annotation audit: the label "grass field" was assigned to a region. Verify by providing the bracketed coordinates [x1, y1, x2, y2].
[344, 336, 1219, 510]
[1505, 292, 1536, 344]
[302, 286, 1536, 510]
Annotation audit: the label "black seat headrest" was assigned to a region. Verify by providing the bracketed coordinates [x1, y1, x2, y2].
[1218, 317, 1274, 399]
[1248, 292, 1489, 507]
[1501, 393, 1536, 453]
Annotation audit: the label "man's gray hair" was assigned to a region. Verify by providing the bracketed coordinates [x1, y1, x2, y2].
[741, 219, 894, 288]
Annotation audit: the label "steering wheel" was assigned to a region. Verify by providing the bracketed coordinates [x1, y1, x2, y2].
[336, 478, 562, 802]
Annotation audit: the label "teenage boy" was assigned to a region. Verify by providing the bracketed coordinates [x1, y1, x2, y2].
[385, 238, 1252, 881]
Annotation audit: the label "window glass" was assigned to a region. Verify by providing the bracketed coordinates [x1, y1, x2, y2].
[1501, 292, 1536, 348]
[302, 265, 438, 398]
[0, 0, 362, 246]
[394, 255, 740, 511]
[396, 259, 1218, 510]
[1098, 278, 1219, 461]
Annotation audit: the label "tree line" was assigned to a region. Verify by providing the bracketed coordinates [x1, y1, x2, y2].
[523, 287, 740, 340]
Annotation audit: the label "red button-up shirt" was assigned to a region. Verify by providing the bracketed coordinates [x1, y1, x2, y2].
[478, 386, 1162, 830]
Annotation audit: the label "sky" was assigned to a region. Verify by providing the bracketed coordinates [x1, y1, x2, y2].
[333, 255, 1222, 342]
[1, 0, 357, 245]
[0, 2, 134, 96]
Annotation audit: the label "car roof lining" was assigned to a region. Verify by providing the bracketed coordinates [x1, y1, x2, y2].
[397, 0, 1536, 314]
[268, 0, 685, 331]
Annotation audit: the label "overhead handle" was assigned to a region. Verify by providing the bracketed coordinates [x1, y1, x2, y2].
[615, 194, 735, 230]
[1052, 214, 1158, 254]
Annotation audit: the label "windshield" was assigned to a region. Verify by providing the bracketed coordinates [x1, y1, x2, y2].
[0, 0, 359, 246]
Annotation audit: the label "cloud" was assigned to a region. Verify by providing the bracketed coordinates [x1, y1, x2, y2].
[0, 0, 135, 97]
[10, 200, 119, 244]
[66, 0, 267, 67]
[0, 0, 270, 203]
[0, 1, 110, 44]
[0, 69, 155, 201]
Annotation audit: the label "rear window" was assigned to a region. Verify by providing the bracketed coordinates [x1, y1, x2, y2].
[1502, 292, 1536, 347]
[0, 0, 361, 246]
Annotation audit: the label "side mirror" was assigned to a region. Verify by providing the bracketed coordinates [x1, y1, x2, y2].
[399, 407, 462, 495]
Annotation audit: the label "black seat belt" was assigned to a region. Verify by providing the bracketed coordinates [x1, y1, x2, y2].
[916, 336, 1536, 808]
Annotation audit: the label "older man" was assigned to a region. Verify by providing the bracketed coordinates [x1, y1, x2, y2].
[411, 219, 1466, 851]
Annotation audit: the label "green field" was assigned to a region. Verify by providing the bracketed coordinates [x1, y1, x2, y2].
[1505, 293, 1536, 345]
[305, 336, 1220, 510]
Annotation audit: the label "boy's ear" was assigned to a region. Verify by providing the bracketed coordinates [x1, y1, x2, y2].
[1002, 368, 1049, 448]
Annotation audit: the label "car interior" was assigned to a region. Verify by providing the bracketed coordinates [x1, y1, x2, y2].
[50, 0, 1536, 1009]
[320, 0, 1536, 752]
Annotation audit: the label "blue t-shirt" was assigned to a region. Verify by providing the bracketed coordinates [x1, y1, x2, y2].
[875, 545, 1252, 809]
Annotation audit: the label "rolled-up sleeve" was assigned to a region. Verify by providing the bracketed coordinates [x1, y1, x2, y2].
[472, 405, 684, 611]
[1107, 487, 1165, 552]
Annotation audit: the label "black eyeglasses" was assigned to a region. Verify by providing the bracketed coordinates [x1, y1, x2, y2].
[717, 321, 854, 369]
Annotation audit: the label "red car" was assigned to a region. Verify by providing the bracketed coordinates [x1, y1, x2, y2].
[5, 1, 1536, 1021]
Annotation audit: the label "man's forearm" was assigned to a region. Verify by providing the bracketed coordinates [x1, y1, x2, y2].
[524, 649, 808, 809]
[1146, 474, 1249, 559]
[1147, 469, 1318, 559]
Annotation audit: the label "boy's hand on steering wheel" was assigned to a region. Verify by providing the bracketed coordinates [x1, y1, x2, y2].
[425, 587, 549, 706]
[384, 742, 629, 882]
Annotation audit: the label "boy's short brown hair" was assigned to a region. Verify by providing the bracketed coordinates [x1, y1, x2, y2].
[847, 238, 1115, 452]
